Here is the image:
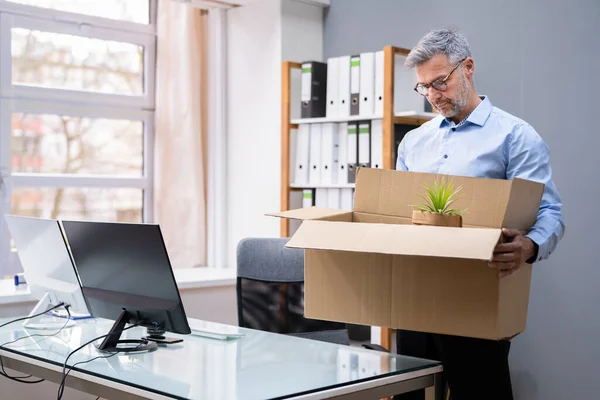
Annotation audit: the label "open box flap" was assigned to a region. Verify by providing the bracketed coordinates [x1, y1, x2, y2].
[266, 207, 353, 222]
[286, 220, 502, 261]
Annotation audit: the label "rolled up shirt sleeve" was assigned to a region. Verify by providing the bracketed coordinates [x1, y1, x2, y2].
[506, 124, 565, 261]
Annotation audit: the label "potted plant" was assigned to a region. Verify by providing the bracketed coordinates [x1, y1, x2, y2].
[411, 178, 465, 227]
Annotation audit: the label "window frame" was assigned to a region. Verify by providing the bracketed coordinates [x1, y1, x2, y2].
[0, 0, 157, 277]
[0, 0, 157, 34]
[0, 13, 156, 109]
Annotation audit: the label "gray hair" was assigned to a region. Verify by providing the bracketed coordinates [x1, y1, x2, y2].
[405, 29, 472, 68]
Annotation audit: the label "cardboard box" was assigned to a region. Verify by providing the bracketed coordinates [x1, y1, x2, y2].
[270, 167, 544, 340]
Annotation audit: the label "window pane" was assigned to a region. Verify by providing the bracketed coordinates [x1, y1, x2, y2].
[8, 0, 150, 24]
[11, 188, 143, 222]
[11, 113, 143, 176]
[12, 28, 144, 95]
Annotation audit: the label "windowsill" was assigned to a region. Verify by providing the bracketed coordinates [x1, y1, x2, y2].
[0, 267, 236, 306]
[173, 267, 237, 290]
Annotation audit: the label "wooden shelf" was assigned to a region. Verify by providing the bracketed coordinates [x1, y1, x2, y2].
[291, 111, 436, 125]
[393, 111, 437, 125]
[291, 115, 382, 124]
[290, 183, 355, 189]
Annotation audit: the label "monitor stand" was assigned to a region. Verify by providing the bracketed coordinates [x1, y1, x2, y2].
[23, 292, 76, 330]
[95, 309, 157, 353]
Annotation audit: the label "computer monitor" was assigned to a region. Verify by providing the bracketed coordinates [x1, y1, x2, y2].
[60, 220, 191, 353]
[4, 215, 90, 330]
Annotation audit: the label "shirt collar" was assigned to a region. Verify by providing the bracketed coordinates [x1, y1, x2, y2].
[438, 95, 493, 128]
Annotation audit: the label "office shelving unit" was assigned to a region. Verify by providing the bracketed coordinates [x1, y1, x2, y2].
[280, 45, 436, 350]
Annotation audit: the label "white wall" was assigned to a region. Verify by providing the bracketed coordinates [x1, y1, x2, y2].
[226, 0, 324, 267]
[0, 284, 237, 399]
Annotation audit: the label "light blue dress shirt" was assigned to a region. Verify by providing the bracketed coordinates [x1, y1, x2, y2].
[396, 96, 565, 262]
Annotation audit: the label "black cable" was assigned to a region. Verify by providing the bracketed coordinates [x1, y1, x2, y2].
[0, 302, 66, 330]
[57, 323, 141, 400]
[0, 303, 71, 384]
[61, 351, 118, 386]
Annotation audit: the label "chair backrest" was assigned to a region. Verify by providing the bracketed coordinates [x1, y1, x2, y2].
[236, 237, 346, 335]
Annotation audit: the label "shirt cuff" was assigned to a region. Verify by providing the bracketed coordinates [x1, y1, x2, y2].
[525, 231, 547, 263]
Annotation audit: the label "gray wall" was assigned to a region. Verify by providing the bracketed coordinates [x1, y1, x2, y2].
[324, 0, 600, 399]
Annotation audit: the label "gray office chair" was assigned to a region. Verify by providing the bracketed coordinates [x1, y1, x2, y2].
[236, 237, 351, 345]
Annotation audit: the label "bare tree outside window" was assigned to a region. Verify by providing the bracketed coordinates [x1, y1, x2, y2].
[9, 1, 150, 223]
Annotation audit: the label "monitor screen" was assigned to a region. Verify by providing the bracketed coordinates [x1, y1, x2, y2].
[61, 220, 190, 335]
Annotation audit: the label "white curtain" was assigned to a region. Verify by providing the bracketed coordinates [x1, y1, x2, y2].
[154, 1, 208, 268]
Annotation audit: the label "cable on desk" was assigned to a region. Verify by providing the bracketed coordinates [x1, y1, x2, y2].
[57, 323, 141, 400]
[0, 302, 66, 330]
[0, 303, 71, 384]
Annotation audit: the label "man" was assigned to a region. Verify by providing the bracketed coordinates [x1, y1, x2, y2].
[395, 29, 565, 400]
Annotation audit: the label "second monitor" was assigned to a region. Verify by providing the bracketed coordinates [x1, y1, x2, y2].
[61, 220, 191, 352]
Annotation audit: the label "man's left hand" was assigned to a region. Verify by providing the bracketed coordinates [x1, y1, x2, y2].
[488, 228, 535, 278]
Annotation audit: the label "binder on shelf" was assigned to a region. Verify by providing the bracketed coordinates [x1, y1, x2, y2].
[374, 50, 385, 117]
[326, 57, 339, 118]
[302, 189, 314, 208]
[327, 188, 341, 209]
[358, 121, 371, 169]
[320, 123, 339, 185]
[350, 55, 360, 116]
[301, 61, 327, 119]
[338, 56, 351, 118]
[337, 122, 349, 185]
[347, 122, 358, 183]
[289, 127, 298, 183]
[327, 188, 341, 210]
[394, 54, 425, 113]
[293, 124, 310, 185]
[308, 123, 323, 185]
[359, 52, 375, 117]
[315, 188, 328, 208]
[341, 188, 354, 211]
[370, 119, 383, 169]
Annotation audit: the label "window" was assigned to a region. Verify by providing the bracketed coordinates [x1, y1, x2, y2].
[0, 0, 157, 277]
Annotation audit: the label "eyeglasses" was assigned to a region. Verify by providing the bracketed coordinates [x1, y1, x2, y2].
[414, 58, 466, 96]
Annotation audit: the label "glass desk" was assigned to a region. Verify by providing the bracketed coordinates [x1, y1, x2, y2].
[0, 317, 442, 399]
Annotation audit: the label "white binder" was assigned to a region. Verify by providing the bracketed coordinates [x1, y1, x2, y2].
[308, 123, 323, 185]
[315, 188, 328, 208]
[338, 56, 351, 118]
[370, 119, 383, 169]
[327, 188, 341, 209]
[302, 189, 314, 208]
[337, 122, 348, 185]
[350, 55, 360, 116]
[301, 62, 312, 104]
[341, 188, 354, 211]
[394, 53, 425, 113]
[374, 50, 385, 117]
[320, 123, 339, 185]
[326, 57, 339, 118]
[293, 124, 310, 185]
[358, 122, 371, 169]
[359, 52, 375, 117]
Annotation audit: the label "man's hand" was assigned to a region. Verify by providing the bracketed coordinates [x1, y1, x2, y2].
[488, 228, 535, 278]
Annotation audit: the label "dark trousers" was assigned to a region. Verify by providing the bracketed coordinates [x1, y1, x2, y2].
[393, 330, 513, 400]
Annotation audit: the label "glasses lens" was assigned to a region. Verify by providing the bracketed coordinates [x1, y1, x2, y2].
[432, 81, 447, 92]
[415, 85, 426, 95]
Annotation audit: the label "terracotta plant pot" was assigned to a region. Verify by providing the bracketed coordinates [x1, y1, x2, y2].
[411, 210, 462, 227]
